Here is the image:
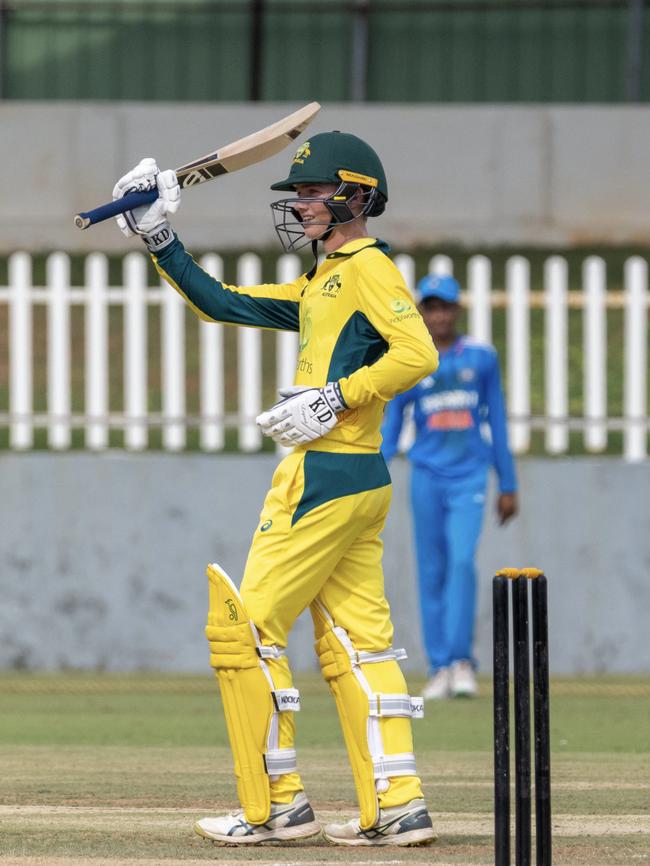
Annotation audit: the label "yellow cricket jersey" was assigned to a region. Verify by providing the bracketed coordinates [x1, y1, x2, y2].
[153, 235, 438, 453]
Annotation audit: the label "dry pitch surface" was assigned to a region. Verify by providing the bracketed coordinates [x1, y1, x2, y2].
[0, 674, 648, 865]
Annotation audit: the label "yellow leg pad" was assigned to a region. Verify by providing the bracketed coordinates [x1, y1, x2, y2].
[316, 627, 378, 829]
[363, 661, 425, 810]
[206, 563, 299, 825]
[312, 601, 423, 831]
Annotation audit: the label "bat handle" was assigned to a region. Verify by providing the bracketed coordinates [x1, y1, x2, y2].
[74, 189, 159, 230]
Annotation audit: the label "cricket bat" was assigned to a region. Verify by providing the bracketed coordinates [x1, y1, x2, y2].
[74, 101, 321, 230]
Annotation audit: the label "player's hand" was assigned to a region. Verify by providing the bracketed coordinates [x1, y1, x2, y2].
[256, 383, 347, 446]
[112, 158, 180, 243]
[497, 492, 518, 526]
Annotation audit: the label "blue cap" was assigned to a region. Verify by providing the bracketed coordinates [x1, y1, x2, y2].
[417, 274, 461, 304]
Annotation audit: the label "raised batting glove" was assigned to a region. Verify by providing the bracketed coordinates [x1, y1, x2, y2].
[112, 158, 180, 252]
[256, 383, 347, 446]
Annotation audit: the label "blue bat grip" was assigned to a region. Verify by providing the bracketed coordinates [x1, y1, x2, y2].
[74, 188, 159, 230]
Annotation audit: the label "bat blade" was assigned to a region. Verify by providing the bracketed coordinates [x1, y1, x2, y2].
[74, 101, 320, 230]
[176, 101, 320, 188]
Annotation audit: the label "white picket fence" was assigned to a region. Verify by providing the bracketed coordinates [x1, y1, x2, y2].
[0, 251, 648, 461]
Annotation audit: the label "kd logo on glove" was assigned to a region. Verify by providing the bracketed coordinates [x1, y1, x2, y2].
[307, 395, 335, 424]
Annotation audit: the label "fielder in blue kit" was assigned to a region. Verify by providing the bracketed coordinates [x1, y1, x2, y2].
[381, 274, 518, 699]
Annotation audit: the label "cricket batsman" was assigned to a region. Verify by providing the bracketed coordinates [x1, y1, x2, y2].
[112, 130, 439, 846]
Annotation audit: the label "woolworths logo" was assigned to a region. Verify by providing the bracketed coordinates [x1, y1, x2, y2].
[391, 299, 411, 314]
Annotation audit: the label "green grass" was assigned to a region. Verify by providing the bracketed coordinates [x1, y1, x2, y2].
[1, 673, 649, 753]
[0, 673, 649, 863]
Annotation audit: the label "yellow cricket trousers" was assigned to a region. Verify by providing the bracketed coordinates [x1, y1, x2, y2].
[239, 449, 424, 809]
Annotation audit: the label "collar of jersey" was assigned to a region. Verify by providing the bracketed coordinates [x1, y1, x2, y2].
[325, 237, 390, 260]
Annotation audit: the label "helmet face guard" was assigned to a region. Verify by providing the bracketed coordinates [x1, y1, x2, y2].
[270, 182, 385, 253]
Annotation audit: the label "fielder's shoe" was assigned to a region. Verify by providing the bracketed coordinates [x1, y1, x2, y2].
[422, 667, 451, 700]
[323, 798, 436, 847]
[193, 791, 321, 845]
[450, 660, 478, 698]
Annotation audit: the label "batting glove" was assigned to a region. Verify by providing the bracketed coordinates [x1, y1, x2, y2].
[112, 158, 181, 252]
[256, 383, 348, 446]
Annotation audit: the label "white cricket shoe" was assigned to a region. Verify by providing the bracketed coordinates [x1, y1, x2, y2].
[450, 660, 478, 698]
[193, 791, 321, 845]
[422, 668, 451, 700]
[323, 798, 436, 847]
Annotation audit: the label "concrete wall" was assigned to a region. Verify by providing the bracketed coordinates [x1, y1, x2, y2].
[1, 453, 648, 674]
[2, 103, 649, 253]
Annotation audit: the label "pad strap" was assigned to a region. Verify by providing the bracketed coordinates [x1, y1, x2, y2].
[272, 688, 301, 712]
[332, 627, 407, 666]
[368, 694, 424, 719]
[264, 748, 298, 776]
[257, 645, 286, 660]
[373, 752, 419, 779]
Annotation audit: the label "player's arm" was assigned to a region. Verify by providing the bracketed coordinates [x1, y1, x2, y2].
[380, 390, 413, 463]
[484, 351, 519, 523]
[339, 255, 438, 409]
[153, 236, 303, 332]
[113, 159, 302, 332]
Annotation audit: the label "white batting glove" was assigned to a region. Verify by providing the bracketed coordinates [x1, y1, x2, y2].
[256, 383, 347, 447]
[112, 158, 180, 250]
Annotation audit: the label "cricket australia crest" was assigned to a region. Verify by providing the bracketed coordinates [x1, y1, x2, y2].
[293, 142, 311, 164]
[321, 274, 342, 298]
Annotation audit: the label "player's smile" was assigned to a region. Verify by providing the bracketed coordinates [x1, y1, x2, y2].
[293, 183, 337, 238]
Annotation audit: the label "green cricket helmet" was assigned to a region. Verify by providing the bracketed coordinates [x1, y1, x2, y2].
[270, 131, 388, 253]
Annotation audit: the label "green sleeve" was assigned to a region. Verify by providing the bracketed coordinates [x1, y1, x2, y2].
[152, 235, 301, 332]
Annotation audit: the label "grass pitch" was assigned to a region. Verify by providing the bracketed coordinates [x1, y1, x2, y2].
[0, 673, 648, 865]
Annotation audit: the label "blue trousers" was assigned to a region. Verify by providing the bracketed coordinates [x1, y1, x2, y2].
[410, 464, 487, 673]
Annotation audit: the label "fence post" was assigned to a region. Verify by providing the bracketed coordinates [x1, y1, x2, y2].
[468, 255, 492, 344]
[506, 256, 531, 454]
[199, 254, 225, 452]
[275, 255, 300, 391]
[393, 253, 419, 455]
[275, 254, 301, 456]
[429, 255, 453, 276]
[237, 253, 262, 451]
[8, 252, 33, 449]
[124, 252, 148, 450]
[85, 253, 109, 450]
[47, 253, 71, 450]
[623, 256, 648, 461]
[583, 256, 607, 453]
[544, 256, 568, 455]
[161, 277, 186, 451]
[394, 254, 415, 292]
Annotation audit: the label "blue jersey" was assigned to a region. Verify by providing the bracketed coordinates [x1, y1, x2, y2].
[381, 336, 517, 492]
